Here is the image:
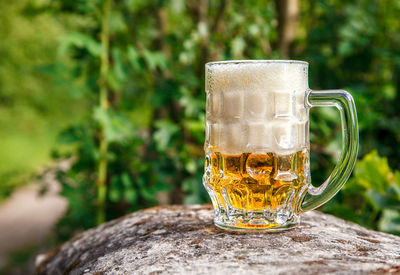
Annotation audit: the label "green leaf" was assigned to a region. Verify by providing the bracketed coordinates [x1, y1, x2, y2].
[353, 150, 392, 192]
[179, 86, 204, 117]
[57, 126, 83, 144]
[126, 0, 148, 12]
[111, 47, 127, 83]
[366, 190, 400, 211]
[186, 119, 205, 144]
[127, 45, 141, 71]
[109, 10, 127, 33]
[121, 172, 132, 188]
[124, 187, 137, 204]
[93, 107, 135, 143]
[382, 84, 396, 100]
[185, 159, 197, 174]
[394, 172, 400, 197]
[153, 120, 179, 152]
[142, 50, 168, 71]
[378, 209, 400, 235]
[106, 72, 122, 91]
[109, 176, 121, 202]
[182, 177, 205, 205]
[59, 32, 103, 57]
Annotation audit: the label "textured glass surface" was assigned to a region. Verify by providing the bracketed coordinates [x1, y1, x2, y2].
[203, 60, 358, 231]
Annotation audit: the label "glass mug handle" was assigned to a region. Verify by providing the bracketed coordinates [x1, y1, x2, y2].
[301, 90, 359, 212]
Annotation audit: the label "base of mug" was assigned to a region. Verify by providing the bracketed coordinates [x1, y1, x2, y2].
[214, 222, 299, 232]
[214, 220, 299, 232]
[213, 208, 300, 231]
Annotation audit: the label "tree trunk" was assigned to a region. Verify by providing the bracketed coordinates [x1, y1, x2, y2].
[275, 0, 299, 57]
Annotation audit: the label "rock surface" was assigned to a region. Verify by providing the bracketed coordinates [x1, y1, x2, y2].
[36, 205, 400, 274]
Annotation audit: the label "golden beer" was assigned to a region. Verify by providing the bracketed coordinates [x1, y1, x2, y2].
[205, 150, 307, 210]
[204, 149, 309, 229]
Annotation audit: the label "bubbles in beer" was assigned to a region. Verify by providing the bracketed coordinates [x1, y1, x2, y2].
[203, 149, 310, 228]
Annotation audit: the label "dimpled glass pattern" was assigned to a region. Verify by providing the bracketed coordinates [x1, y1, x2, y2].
[203, 61, 311, 230]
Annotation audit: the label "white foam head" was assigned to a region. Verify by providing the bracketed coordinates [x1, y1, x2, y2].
[205, 60, 309, 155]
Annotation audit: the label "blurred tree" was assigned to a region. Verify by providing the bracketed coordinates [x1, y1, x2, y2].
[275, 0, 300, 57]
[51, 0, 400, 237]
[2, 0, 398, 238]
[297, 0, 400, 180]
[2, 1, 400, 273]
[48, 0, 283, 238]
[0, 0, 87, 199]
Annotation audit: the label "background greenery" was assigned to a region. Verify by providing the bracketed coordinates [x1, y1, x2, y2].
[1, 0, 400, 257]
[0, 0, 88, 199]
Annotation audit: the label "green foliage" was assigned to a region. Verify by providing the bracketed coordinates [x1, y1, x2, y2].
[299, 0, 400, 234]
[43, 0, 400, 239]
[1, 0, 399, 242]
[44, 0, 283, 237]
[301, 0, 400, 173]
[323, 151, 400, 235]
[0, 0, 88, 200]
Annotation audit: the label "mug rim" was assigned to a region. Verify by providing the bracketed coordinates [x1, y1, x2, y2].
[206, 59, 308, 66]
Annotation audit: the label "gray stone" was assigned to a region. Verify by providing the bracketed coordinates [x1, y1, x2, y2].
[36, 205, 400, 274]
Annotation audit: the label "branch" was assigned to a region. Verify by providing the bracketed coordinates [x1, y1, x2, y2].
[96, 0, 112, 225]
[211, 0, 229, 33]
[275, 0, 299, 57]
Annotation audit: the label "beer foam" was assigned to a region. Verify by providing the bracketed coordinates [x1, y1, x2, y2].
[205, 60, 309, 155]
[206, 60, 308, 95]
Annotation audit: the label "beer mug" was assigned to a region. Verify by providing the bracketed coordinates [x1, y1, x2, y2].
[203, 60, 358, 231]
